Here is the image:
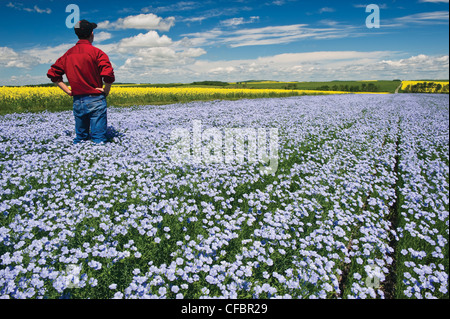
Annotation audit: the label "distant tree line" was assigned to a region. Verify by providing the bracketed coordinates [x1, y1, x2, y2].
[402, 82, 449, 94]
[315, 83, 379, 92]
[191, 81, 229, 87]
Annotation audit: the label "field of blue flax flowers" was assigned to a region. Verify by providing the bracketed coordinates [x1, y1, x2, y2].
[0, 94, 448, 299]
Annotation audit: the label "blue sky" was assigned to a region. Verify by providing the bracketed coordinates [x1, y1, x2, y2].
[0, 0, 448, 85]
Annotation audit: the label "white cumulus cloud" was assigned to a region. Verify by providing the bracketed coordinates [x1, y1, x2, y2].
[22, 44, 73, 65]
[0, 46, 40, 69]
[98, 13, 175, 31]
[118, 31, 173, 49]
[94, 32, 113, 43]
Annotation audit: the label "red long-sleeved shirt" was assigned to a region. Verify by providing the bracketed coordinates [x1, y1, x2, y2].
[47, 39, 115, 96]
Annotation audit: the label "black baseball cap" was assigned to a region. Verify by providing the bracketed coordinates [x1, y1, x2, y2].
[74, 19, 97, 38]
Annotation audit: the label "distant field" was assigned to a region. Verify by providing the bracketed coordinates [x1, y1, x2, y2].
[113, 80, 401, 93]
[230, 80, 401, 93]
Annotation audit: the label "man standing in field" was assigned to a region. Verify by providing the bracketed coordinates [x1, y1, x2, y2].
[47, 20, 115, 144]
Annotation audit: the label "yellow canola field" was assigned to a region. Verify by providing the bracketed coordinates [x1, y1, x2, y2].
[401, 81, 449, 93]
[401, 81, 449, 89]
[0, 86, 388, 100]
[111, 87, 389, 99]
[0, 86, 62, 100]
[110, 87, 352, 100]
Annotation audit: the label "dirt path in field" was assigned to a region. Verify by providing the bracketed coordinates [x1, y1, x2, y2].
[383, 128, 401, 299]
[395, 83, 402, 94]
[337, 118, 402, 299]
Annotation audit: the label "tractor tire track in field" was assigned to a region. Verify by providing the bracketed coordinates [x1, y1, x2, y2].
[337, 134, 389, 298]
[382, 119, 402, 299]
[338, 116, 402, 299]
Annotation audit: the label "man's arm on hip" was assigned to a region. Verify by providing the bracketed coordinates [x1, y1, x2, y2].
[95, 82, 112, 97]
[55, 81, 72, 96]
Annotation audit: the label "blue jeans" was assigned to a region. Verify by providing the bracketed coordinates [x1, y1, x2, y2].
[73, 94, 107, 144]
